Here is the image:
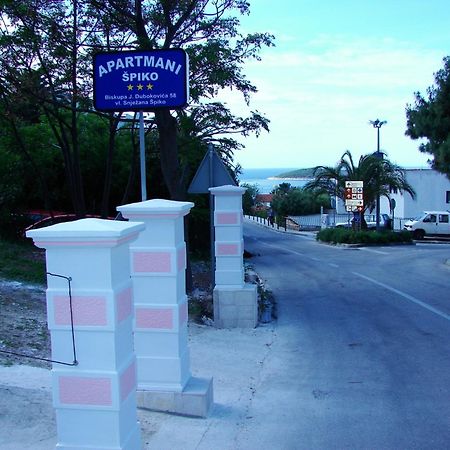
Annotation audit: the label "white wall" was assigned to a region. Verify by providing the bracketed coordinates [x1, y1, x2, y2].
[385, 169, 450, 219]
[336, 168, 450, 221]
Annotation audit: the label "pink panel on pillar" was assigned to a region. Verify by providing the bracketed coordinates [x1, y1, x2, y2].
[136, 307, 173, 329]
[59, 376, 112, 406]
[217, 243, 239, 256]
[216, 212, 239, 225]
[177, 246, 186, 272]
[120, 361, 136, 401]
[54, 295, 107, 326]
[116, 287, 133, 323]
[133, 251, 171, 273]
[179, 302, 188, 325]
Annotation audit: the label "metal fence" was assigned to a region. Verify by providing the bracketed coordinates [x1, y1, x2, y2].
[245, 213, 413, 231]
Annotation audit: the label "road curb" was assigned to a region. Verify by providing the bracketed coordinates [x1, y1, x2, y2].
[319, 241, 415, 248]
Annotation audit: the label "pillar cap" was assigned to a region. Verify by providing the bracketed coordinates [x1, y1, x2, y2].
[209, 185, 246, 196]
[26, 218, 144, 248]
[117, 199, 194, 219]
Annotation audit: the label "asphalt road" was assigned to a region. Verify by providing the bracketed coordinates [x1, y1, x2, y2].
[242, 222, 450, 449]
[2, 222, 449, 450]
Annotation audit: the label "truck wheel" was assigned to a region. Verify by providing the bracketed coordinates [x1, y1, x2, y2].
[413, 229, 425, 240]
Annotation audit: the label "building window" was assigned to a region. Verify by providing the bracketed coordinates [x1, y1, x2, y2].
[447, 191, 450, 203]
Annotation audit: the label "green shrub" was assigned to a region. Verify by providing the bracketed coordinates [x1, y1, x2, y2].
[317, 228, 412, 245]
[0, 238, 46, 284]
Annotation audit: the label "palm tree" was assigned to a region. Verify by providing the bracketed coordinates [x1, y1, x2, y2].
[304, 150, 416, 224]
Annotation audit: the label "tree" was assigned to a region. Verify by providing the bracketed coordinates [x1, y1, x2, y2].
[304, 150, 415, 220]
[0, 0, 137, 217]
[87, 0, 273, 200]
[0, 0, 94, 216]
[273, 182, 292, 196]
[406, 56, 450, 179]
[0, 92, 58, 215]
[271, 184, 330, 219]
[0, 0, 273, 226]
[241, 183, 259, 215]
[0, 144, 23, 232]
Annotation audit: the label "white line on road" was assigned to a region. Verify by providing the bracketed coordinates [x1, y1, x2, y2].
[359, 248, 390, 255]
[254, 239, 304, 256]
[353, 271, 450, 322]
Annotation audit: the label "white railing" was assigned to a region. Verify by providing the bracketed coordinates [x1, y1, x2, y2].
[244, 214, 287, 231]
[245, 213, 414, 231]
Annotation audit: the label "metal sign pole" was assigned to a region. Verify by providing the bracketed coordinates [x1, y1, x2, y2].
[139, 110, 147, 201]
[209, 145, 215, 286]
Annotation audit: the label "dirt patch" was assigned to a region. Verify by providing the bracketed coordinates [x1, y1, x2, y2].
[0, 262, 214, 368]
[0, 280, 50, 368]
[188, 261, 214, 324]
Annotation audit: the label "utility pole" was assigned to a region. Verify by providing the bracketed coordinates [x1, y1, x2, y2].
[369, 119, 387, 231]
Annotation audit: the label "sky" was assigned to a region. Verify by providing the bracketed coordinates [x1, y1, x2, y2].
[224, 0, 450, 170]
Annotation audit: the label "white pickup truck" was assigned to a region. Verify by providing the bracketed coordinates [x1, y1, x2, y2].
[403, 211, 450, 239]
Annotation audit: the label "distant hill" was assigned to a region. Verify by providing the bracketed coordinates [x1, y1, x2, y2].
[274, 168, 316, 178]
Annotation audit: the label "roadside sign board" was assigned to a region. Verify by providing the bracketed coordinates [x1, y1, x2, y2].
[345, 180, 364, 212]
[93, 49, 189, 111]
[188, 145, 236, 194]
[345, 181, 363, 188]
[345, 199, 364, 206]
[346, 205, 364, 212]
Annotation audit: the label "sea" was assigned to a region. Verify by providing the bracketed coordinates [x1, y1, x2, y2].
[238, 168, 311, 194]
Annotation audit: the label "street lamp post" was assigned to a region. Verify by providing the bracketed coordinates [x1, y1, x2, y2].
[369, 119, 387, 231]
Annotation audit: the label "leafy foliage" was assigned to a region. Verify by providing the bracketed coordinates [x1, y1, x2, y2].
[0, 238, 46, 284]
[406, 56, 450, 179]
[86, 0, 274, 200]
[0, 147, 23, 231]
[271, 183, 330, 217]
[0, 111, 141, 219]
[0, 0, 274, 262]
[241, 183, 259, 215]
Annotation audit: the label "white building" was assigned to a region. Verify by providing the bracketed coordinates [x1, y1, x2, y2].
[381, 168, 450, 219]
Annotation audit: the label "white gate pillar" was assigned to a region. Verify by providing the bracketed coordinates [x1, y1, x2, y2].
[117, 199, 213, 417]
[209, 185, 258, 328]
[26, 218, 144, 450]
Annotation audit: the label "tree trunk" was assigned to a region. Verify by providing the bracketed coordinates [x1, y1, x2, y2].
[121, 116, 140, 206]
[70, 0, 86, 217]
[101, 114, 120, 217]
[154, 109, 186, 200]
[154, 109, 193, 289]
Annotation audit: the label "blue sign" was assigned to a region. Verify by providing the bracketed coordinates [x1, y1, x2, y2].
[93, 49, 189, 111]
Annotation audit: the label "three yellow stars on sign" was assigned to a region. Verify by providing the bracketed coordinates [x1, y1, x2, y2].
[127, 83, 153, 91]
